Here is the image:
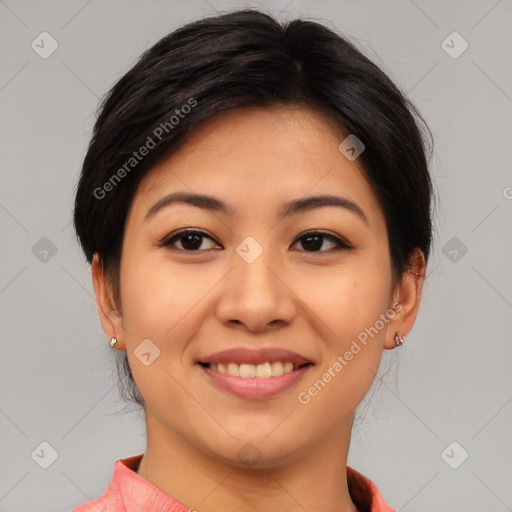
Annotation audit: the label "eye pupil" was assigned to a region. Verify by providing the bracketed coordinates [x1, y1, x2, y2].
[302, 235, 322, 251]
[181, 234, 202, 250]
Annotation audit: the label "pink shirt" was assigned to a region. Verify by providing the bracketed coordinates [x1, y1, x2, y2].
[70, 453, 396, 512]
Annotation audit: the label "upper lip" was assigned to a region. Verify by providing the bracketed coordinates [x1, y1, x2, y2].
[197, 347, 314, 366]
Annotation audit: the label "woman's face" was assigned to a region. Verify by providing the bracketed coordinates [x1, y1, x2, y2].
[95, 105, 422, 468]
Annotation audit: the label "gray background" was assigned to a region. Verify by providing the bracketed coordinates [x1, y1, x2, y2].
[1, 1, 511, 511]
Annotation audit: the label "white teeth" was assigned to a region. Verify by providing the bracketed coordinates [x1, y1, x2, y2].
[227, 363, 239, 377]
[240, 364, 256, 378]
[256, 362, 272, 378]
[208, 361, 302, 378]
[270, 361, 283, 377]
[283, 362, 294, 373]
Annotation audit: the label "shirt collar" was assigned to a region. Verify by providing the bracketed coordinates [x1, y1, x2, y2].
[106, 453, 396, 512]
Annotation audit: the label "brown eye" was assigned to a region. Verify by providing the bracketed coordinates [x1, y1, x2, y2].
[159, 230, 220, 252]
[292, 231, 352, 253]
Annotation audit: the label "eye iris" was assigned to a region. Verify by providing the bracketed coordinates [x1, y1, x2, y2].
[181, 234, 202, 250]
[302, 235, 322, 251]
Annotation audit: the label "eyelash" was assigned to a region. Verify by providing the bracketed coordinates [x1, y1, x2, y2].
[157, 229, 353, 254]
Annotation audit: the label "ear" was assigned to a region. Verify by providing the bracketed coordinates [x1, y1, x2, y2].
[384, 248, 426, 350]
[91, 253, 125, 350]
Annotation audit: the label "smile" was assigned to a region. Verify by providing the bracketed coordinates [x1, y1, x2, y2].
[198, 362, 313, 400]
[200, 361, 310, 378]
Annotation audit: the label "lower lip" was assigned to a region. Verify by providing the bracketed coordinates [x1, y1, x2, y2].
[198, 364, 313, 400]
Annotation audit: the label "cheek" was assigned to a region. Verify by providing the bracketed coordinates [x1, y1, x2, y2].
[303, 262, 391, 340]
[119, 250, 187, 335]
[296, 276, 387, 426]
[311, 267, 390, 390]
[118, 252, 217, 368]
[118, 255, 197, 406]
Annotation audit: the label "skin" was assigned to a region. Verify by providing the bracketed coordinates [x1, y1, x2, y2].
[92, 105, 425, 512]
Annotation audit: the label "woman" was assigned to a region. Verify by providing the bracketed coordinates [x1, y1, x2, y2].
[71, 8, 434, 512]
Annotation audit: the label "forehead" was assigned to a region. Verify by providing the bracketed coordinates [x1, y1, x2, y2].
[130, 105, 384, 230]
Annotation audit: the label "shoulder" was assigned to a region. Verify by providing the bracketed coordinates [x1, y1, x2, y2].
[68, 482, 122, 512]
[69, 495, 111, 512]
[68, 455, 141, 512]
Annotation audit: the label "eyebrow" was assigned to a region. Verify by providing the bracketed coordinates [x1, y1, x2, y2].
[144, 191, 369, 226]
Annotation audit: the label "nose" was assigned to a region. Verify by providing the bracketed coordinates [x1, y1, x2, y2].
[215, 245, 297, 333]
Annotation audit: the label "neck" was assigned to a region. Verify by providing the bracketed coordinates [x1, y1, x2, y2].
[136, 409, 358, 512]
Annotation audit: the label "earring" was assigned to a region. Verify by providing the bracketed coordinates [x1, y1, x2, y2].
[110, 337, 118, 348]
[394, 332, 405, 347]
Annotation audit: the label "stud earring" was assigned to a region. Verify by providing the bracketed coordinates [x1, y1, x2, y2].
[110, 337, 118, 348]
[394, 332, 405, 347]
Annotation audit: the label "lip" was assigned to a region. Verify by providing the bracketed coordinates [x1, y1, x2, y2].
[198, 363, 313, 400]
[197, 347, 313, 366]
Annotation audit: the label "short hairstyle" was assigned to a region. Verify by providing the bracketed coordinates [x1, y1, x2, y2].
[73, 9, 435, 408]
